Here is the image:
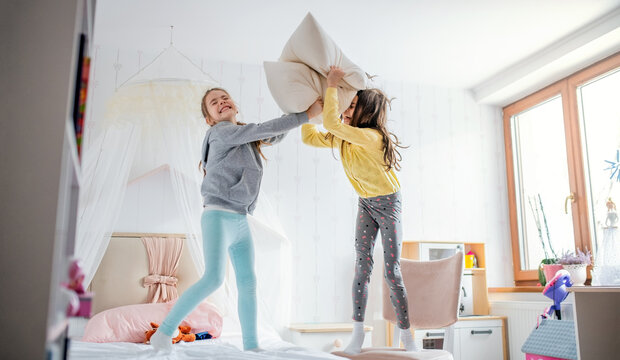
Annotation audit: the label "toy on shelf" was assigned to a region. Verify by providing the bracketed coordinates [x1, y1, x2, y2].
[465, 251, 477, 268]
[605, 198, 618, 227]
[62, 258, 93, 317]
[542, 269, 572, 320]
[593, 198, 620, 286]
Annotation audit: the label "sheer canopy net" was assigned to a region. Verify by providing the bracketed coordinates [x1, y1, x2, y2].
[76, 46, 292, 335]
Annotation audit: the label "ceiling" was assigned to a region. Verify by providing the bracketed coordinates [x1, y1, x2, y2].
[94, 0, 620, 101]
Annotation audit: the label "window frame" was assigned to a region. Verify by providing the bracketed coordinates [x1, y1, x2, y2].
[503, 52, 620, 286]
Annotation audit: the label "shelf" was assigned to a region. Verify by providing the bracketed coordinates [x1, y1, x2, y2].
[464, 268, 486, 275]
[488, 286, 542, 293]
[568, 286, 620, 293]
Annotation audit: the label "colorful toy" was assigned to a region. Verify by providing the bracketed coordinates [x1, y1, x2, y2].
[66, 258, 86, 294]
[62, 258, 93, 317]
[542, 269, 572, 320]
[144, 322, 196, 344]
[195, 331, 213, 340]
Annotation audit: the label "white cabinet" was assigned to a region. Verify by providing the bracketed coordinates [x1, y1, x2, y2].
[454, 319, 504, 360]
[413, 317, 506, 360]
[288, 323, 373, 353]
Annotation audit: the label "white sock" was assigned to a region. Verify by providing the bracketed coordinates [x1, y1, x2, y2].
[150, 328, 176, 352]
[344, 321, 365, 354]
[400, 328, 419, 352]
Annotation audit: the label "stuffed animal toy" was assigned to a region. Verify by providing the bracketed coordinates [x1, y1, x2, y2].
[144, 322, 196, 344]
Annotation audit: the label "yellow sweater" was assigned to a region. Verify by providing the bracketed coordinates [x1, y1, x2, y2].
[301, 87, 400, 198]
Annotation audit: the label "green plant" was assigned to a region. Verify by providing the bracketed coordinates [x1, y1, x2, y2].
[529, 194, 558, 285]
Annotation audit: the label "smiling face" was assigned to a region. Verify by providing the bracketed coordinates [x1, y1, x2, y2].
[342, 95, 358, 125]
[203, 89, 238, 125]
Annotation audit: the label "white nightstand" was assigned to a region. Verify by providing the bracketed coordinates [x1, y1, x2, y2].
[288, 323, 373, 352]
[411, 316, 507, 360]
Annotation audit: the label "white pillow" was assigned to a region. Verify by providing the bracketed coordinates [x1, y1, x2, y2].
[264, 61, 322, 114]
[280, 12, 367, 90]
[263, 61, 357, 118]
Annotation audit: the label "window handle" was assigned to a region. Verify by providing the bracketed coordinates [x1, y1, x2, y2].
[565, 193, 575, 214]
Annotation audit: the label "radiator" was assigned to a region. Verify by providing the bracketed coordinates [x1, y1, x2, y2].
[490, 300, 574, 360]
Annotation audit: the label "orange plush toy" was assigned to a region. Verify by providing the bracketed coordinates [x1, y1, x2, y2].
[144, 322, 196, 344]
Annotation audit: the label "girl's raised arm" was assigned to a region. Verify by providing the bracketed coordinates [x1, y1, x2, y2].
[322, 67, 382, 148]
[217, 100, 322, 145]
[301, 123, 339, 148]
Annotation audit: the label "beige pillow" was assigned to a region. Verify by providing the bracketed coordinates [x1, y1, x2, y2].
[280, 12, 367, 90]
[264, 12, 365, 116]
[264, 61, 357, 117]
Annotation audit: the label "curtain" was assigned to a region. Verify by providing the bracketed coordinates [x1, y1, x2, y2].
[141, 236, 183, 303]
[76, 121, 140, 287]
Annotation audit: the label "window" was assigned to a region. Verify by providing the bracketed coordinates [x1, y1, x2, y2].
[504, 52, 620, 285]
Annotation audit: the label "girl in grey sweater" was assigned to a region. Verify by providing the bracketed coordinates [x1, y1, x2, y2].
[150, 88, 322, 352]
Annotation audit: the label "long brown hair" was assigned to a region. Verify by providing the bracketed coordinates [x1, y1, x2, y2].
[327, 88, 405, 171]
[198, 87, 267, 175]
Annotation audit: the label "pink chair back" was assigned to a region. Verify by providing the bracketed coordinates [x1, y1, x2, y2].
[383, 253, 463, 329]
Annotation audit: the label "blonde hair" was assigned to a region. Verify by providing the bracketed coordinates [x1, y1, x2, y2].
[326, 88, 405, 171]
[199, 88, 266, 175]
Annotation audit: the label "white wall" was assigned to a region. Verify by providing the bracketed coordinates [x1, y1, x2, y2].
[115, 169, 186, 233]
[87, 46, 513, 342]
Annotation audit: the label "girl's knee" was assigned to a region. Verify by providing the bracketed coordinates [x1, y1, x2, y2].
[384, 270, 404, 286]
[201, 268, 225, 288]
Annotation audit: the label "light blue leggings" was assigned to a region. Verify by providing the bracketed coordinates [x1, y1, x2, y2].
[159, 210, 258, 350]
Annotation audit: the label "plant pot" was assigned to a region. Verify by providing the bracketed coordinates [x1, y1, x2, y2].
[563, 264, 587, 286]
[542, 264, 563, 283]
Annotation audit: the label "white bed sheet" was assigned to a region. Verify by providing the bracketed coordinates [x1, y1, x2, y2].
[68, 317, 343, 360]
[68, 337, 343, 360]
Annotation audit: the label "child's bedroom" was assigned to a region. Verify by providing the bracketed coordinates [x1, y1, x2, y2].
[2, 0, 620, 359]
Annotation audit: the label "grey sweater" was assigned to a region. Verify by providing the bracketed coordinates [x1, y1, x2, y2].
[200, 112, 309, 214]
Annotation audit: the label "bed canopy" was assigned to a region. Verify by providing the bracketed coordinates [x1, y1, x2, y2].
[75, 43, 292, 334]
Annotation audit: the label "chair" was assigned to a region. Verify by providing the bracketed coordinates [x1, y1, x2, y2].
[332, 253, 463, 360]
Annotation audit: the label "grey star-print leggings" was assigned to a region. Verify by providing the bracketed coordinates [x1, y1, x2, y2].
[352, 191, 410, 329]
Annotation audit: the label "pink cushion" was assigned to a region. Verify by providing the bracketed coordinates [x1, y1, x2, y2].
[332, 348, 452, 360]
[81, 300, 222, 343]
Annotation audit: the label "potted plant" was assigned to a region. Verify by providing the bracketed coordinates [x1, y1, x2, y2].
[558, 248, 592, 286]
[529, 195, 560, 286]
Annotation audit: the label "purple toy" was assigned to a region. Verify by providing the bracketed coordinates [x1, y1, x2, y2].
[542, 269, 572, 320]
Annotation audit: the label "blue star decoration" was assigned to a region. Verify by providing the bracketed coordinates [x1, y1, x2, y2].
[604, 149, 620, 182]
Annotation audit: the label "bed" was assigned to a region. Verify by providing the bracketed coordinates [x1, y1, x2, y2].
[67, 232, 342, 360]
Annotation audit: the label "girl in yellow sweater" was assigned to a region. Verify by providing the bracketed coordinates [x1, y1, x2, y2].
[302, 66, 417, 354]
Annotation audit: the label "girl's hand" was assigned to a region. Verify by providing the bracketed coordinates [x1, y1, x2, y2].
[305, 98, 323, 120]
[326, 66, 345, 88]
